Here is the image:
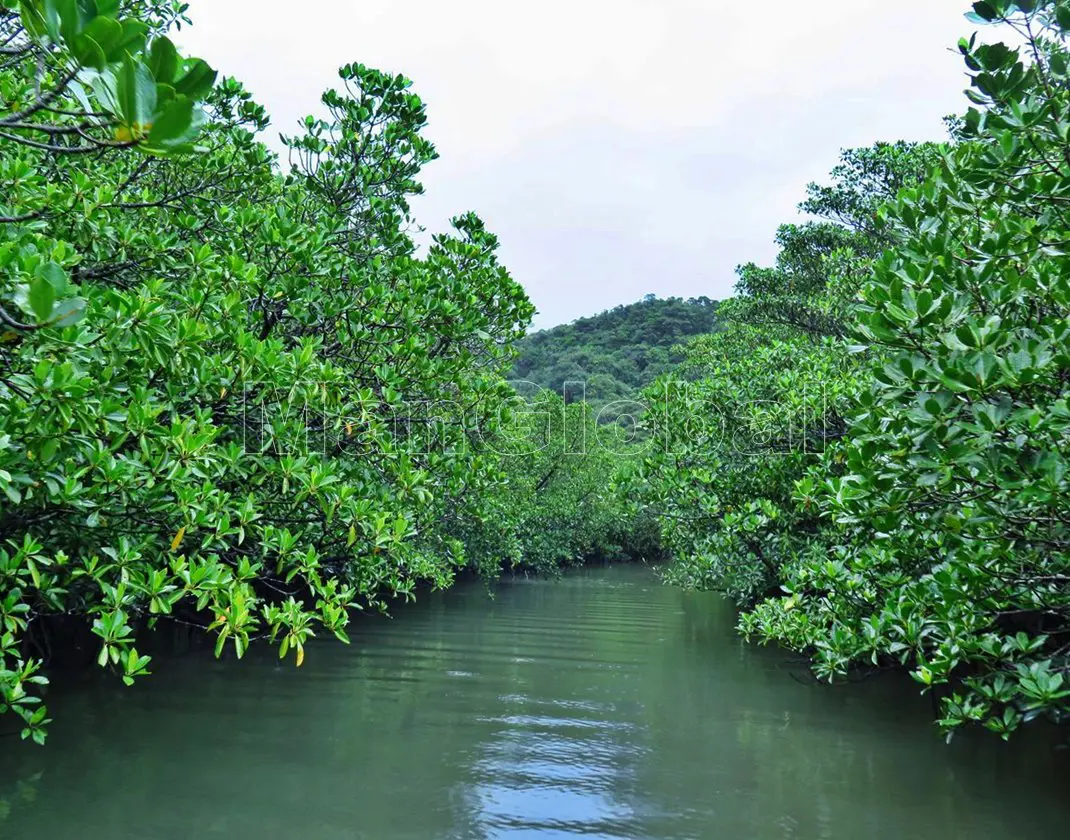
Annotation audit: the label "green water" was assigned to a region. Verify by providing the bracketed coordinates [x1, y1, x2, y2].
[1, 565, 1066, 839]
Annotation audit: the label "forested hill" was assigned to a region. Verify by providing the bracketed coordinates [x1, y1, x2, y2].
[511, 296, 719, 406]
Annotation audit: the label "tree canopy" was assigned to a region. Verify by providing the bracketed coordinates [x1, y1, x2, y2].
[0, 0, 533, 743]
[639, 1, 1070, 740]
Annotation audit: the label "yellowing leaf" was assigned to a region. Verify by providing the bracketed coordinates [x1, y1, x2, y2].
[114, 122, 153, 143]
[295, 646, 305, 667]
[169, 526, 186, 551]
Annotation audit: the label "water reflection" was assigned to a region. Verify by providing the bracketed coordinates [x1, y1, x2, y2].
[0, 565, 1066, 839]
[471, 693, 646, 837]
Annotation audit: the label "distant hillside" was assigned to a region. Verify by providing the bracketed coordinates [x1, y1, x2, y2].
[512, 295, 719, 417]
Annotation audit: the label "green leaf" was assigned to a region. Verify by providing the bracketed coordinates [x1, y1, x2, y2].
[116, 54, 157, 128]
[87, 67, 121, 116]
[108, 19, 147, 60]
[39, 0, 65, 41]
[48, 297, 86, 327]
[18, 1, 49, 40]
[146, 95, 196, 147]
[28, 275, 55, 322]
[50, 0, 92, 43]
[147, 37, 178, 83]
[173, 59, 217, 99]
[70, 26, 109, 69]
[38, 261, 68, 292]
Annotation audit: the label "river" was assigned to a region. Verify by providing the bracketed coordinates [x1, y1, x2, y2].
[0, 564, 1066, 838]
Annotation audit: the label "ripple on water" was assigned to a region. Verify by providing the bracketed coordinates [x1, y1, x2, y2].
[0, 565, 1067, 840]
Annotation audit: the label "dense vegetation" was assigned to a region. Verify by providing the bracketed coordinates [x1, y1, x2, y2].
[639, 1, 1070, 740]
[0, 0, 561, 743]
[511, 295, 718, 419]
[2, 0, 1069, 750]
[482, 394, 662, 573]
[637, 140, 944, 599]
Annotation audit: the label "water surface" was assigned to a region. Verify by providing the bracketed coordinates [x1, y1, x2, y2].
[1, 564, 1066, 838]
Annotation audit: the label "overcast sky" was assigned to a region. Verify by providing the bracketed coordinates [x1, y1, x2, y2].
[180, 1, 979, 328]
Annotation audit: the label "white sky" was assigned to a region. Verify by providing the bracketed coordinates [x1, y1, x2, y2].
[179, 1, 981, 328]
